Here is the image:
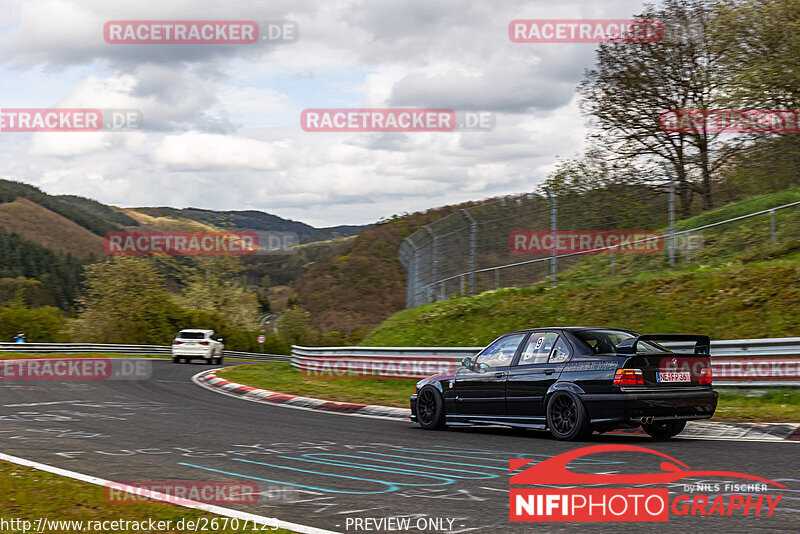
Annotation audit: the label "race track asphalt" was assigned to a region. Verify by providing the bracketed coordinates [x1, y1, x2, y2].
[0, 359, 797, 533]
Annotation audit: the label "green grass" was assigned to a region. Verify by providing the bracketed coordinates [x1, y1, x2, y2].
[218, 362, 414, 408]
[0, 461, 296, 533]
[552, 188, 800, 284]
[673, 186, 800, 232]
[362, 254, 800, 347]
[714, 387, 800, 422]
[218, 363, 799, 422]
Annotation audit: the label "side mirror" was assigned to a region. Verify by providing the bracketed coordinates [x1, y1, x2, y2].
[461, 357, 472, 368]
[217, 338, 223, 342]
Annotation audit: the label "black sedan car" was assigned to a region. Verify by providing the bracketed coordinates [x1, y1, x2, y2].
[410, 327, 718, 440]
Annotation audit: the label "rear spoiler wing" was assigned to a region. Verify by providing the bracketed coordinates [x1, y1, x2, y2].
[616, 334, 710, 356]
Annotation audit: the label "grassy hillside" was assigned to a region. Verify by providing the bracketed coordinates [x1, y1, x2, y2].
[121, 208, 218, 231]
[56, 195, 140, 227]
[292, 205, 482, 340]
[362, 253, 800, 346]
[0, 198, 105, 257]
[0, 179, 120, 235]
[294, 187, 800, 343]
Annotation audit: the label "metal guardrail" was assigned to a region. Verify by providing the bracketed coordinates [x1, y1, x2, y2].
[291, 345, 481, 379]
[1, 340, 796, 385]
[0, 343, 290, 362]
[292, 338, 800, 385]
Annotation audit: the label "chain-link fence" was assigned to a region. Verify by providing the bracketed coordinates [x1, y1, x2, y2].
[399, 182, 800, 309]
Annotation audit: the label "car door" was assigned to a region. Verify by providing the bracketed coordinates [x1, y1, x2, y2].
[454, 333, 526, 415]
[506, 331, 573, 418]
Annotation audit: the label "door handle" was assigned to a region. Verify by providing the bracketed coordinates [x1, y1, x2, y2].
[494, 372, 506, 379]
[544, 368, 556, 375]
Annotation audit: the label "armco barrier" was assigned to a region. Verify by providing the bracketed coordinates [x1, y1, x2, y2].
[0, 343, 289, 362]
[1, 340, 797, 385]
[291, 345, 482, 379]
[292, 338, 800, 386]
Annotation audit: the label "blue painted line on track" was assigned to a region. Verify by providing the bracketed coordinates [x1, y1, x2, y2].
[178, 461, 399, 495]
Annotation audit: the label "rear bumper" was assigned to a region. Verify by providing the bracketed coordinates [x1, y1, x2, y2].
[171, 347, 214, 359]
[581, 388, 718, 424]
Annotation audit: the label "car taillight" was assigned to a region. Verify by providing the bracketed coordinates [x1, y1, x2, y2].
[199, 341, 210, 346]
[699, 367, 712, 385]
[614, 368, 644, 386]
[172, 340, 182, 345]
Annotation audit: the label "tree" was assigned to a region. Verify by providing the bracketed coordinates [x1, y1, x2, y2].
[0, 303, 65, 342]
[176, 257, 259, 331]
[711, 0, 800, 109]
[579, 0, 744, 213]
[276, 306, 318, 346]
[70, 257, 180, 344]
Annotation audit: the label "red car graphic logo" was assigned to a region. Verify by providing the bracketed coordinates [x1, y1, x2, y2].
[510, 444, 785, 487]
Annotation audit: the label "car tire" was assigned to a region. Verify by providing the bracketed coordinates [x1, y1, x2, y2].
[642, 420, 686, 439]
[172, 357, 178, 364]
[546, 391, 591, 441]
[416, 386, 447, 430]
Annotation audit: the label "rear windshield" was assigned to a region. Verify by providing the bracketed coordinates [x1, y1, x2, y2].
[573, 330, 667, 354]
[178, 332, 205, 339]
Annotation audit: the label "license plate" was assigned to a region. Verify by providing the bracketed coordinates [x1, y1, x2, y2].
[656, 371, 691, 383]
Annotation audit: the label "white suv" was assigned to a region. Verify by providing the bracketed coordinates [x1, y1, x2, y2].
[172, 329, 224, 365]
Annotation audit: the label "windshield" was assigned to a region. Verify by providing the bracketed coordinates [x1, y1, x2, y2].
[573, 330, 668, 354]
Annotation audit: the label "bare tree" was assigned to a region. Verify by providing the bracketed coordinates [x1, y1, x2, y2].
[579, 0, 744, 214]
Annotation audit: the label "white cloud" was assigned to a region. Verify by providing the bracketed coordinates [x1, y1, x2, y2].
[0, 0, 651, 226]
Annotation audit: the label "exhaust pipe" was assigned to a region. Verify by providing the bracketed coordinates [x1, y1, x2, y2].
[639, 416, 654, 425]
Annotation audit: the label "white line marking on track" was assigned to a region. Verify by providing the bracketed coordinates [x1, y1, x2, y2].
[3, 400, 93, 407]
[0, 452, 341, 534]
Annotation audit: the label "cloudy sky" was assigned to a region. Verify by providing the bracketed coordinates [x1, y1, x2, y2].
[0, 0, 653, 227]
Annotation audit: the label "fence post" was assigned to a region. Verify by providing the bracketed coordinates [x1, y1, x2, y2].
[495, 269, 500, 289]
[543, 187, 557, 284]
[460, 208, 477, 295]
[666, 168, 676, 268]
[424, 226, 438, 301]
[460, 273, 465, 296]
[609, 246, 615, 275]
[685, 231, 691, 264]
[402, 238, 420, 308]
[770, 209, 776, 246]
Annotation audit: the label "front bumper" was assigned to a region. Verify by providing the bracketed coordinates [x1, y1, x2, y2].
[581, 388, 719, 424]
[409, 394, 418, 422]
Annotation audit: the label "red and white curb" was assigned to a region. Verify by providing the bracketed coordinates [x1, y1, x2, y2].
[193, 369, 411, 421]
[193, 369, 800, 442]
[609, 420, 800, 442]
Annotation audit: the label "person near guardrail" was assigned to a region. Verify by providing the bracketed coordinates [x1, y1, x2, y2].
[13, 332, 26, 343]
